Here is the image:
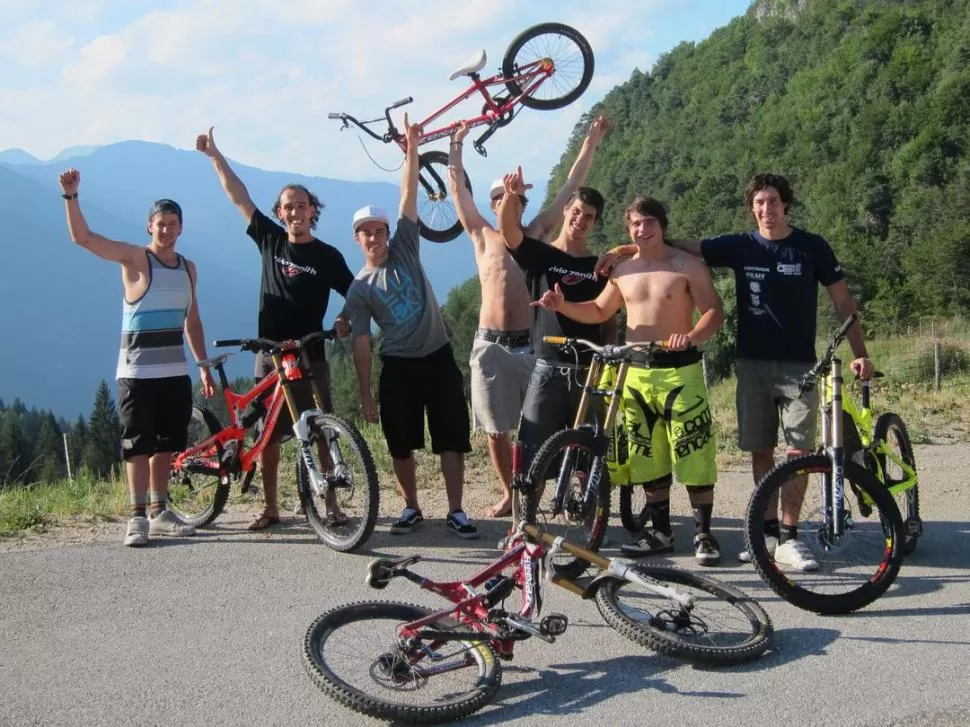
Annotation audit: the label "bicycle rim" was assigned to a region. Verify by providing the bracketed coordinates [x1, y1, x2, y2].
[298, 414, 380, 552]
[595, 565, 773, 665]
[745, 454, 905, 614]
[502, 23, 594, 110]
[167, 406, 229, 527]
[417, 150, 466, 243]
[526, 428, 610, 578]
[874, 413, 921, 555]
[302, 601, 501, 723]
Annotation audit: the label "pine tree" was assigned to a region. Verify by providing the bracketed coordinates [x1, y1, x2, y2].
[83, 380, 121, 480]
[0, 411, 28, 487]
[34, 412, 65, 483]
[68, 415, 87, 478]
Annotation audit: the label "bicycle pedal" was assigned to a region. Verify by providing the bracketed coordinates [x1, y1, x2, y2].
[904, 517, 923, 538]
[540, 613, 568, 637]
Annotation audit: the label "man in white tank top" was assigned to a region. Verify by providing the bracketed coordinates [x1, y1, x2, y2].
[59, 169, 216, 547]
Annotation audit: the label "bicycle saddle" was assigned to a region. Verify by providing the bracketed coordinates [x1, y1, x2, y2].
[196, 353, 232, 368]
[448, 49, 487, 80]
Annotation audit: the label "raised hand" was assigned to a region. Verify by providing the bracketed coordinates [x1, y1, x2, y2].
[195, 126, 219, 157]
[588, 114, 613, 144]
[59, 168, 80, 195]
[403, 112, 422, 152]
[452, 120, 470, 144]
[503, 166, 534, 197]
[532, 283, 565, 311]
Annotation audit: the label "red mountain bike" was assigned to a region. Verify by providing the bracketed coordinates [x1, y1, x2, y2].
[328, 22, 594, 243]
[168, 330, 379, 553]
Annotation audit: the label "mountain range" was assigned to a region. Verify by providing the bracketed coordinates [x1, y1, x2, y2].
[0, 141, 502, 418]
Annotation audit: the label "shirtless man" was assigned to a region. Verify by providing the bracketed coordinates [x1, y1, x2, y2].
[447, 116, 611, 518]
[535, 195, 725, 565]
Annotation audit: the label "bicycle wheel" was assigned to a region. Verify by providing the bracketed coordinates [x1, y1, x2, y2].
[167, 406, 230, 527]
[417, 150, 468, 243]
[302, 601, 502, 723]
[502, 23, 594, 110]
[873, 413, 921, 555]
[595, 565, 773, 666]
[525, 427, 611, 578]
[297, 413, 380, 552]
[618, 484, 651, 533]
[745, 454, 905, 615]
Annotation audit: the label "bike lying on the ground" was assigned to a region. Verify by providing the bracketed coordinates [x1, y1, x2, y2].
[744, 314, 908, 614]
[302, 476, 774, 723]
[168, 330, 379, 553]
[328, 22, 594, 243]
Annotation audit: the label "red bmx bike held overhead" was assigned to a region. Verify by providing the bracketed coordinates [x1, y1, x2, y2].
[328, 22, 595, 243]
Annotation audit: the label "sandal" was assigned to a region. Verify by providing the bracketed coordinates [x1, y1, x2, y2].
[247, 512, 281, 531]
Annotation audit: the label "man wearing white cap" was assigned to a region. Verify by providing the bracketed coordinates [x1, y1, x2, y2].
[343, 115, 478, 539]
[447, 117, 611, 518]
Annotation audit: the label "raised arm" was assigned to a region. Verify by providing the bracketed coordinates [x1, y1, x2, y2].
[59, 169, 143, 265]
[196, 126, 257, 222]
[399, 113, 421, 224]
[533, 280, 623, 325]
[496, 167, 532, 250]
[183, 260, 216, 397]
[448, 122, 489, 236]
[524, 114, 611, 240]
[595, 237, 703, 278]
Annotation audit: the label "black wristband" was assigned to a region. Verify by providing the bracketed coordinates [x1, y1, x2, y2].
[62, 193, 78, 200]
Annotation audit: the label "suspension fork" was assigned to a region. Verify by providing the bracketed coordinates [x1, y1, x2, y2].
[825, 357, 847, 538]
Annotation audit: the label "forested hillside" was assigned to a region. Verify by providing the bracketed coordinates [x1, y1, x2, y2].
[541, 0, 970, 332]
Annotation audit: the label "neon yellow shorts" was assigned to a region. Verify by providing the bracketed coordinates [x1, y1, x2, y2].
[604, 361, 717, 487]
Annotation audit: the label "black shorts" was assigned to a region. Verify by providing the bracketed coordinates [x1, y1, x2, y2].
[254, 351, 333, 444]
[379, 343, 471, 460]
[118, 375, 193, 460]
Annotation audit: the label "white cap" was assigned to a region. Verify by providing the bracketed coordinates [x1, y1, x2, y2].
[488, 179, 505, 201]
[352, 205, 390, 232]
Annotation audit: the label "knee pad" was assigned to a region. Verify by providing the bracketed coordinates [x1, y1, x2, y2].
[689, 484, 715, 495]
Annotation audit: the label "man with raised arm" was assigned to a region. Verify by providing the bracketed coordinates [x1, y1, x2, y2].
[496, 165, 615, 476]
[596, 173, 874, 570]
[196, 127, 353, 531]
[59, 169, 216, 547]
[534, 195, 726, 565]
[447, 115, 611, 518]
[343, 115, 478, 539]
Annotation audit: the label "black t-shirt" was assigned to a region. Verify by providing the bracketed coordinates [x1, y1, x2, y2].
[247, 210, 354, 357]
[700, 227, 845, 363]
[509, 236, 609, 363]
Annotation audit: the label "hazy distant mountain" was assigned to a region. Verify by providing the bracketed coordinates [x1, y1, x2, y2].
[0, 141, 477, 418]
[48, 144, 103, 162]
[0, 148, 40, 164]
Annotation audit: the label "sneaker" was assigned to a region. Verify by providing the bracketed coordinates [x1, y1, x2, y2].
[148, 509, 197, 537]
[774, 539, 820, 572]
[738, 535, 779, 563]
[693, 533, 721, 566]
[445, 510, 479, 540]
[124, 516, 149, 547]
[620, 528, 674, 557]
[390, 508, 424, 535]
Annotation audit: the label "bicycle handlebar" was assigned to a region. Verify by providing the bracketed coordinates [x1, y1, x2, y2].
[214, 329, 338, 354]
[388, 96, 413, 110]
[543, 336, 669, 360]
[799, 313, 859, 393]
[327, 112, 342, 120]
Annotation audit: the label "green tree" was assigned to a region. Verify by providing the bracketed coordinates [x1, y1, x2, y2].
[33, 412, 65, 483]
[0, 411, 28, 487]
[83, 380, 121, 480]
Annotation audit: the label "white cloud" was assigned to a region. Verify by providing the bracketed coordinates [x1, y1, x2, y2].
[0, 21, 74, 69]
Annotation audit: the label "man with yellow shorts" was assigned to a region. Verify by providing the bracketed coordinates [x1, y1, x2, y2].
[534, 195, 725, 566]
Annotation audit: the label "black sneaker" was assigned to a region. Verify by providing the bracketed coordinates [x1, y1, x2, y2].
[446, 510, 479, 540]
[619, 528, 674, 557]
[693, 532, 721, 566]
[390, 508, 424, 535]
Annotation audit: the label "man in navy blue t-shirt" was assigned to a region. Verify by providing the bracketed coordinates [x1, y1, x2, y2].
[597, 173, 874, 571]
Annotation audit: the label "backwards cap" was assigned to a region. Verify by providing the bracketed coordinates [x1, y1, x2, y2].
[148, 198, 183, 224]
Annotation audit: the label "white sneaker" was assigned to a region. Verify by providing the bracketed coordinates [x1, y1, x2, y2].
[774, 539, 820, 571]
[738, 535, 778, 563]
[148, 509, 197, 537]
[124, 516, 149, 547]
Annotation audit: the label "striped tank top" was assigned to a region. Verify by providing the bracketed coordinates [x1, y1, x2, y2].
[116, 250, 191, 380]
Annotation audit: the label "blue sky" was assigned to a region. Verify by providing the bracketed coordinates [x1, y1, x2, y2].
[0, 0, 752, 189]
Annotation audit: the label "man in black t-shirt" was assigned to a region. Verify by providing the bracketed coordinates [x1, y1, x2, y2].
[197, 127, 353, 531]
[597, 173, 874, 570]
[497, 167, 615, 473]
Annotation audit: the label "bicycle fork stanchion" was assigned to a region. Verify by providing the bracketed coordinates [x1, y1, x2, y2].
[826, 357, 847, 539]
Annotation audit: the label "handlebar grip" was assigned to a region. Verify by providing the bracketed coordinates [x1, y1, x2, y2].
[389, 96, 413, 109]
[543, 336, 568, 345]
[214, 339, 243, 348]
[327, 112, 343, 120]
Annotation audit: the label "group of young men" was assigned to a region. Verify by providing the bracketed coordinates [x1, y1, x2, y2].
[61, 113, 873, 567]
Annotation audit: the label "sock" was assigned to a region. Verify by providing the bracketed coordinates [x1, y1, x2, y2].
[130, 502, 147, 519]
[764, 518, 781, 539]
[692, 503, 713, 536]
[779, 524, 798, 544]
[648, 499, 671, 535]
[149, 491, 166, 518]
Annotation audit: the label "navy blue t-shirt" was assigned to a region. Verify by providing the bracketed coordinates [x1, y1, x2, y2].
[700, 228, 845, 363]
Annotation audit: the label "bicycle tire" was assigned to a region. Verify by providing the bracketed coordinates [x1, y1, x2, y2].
[167, 406, 230, 527]
[502, 23, 594, 111]
[302, 601, 502, 723]
[745, 453, 905, 615]
[525, 427, 611, 578]
[296, 413, 380, 552]
[618, 484, 651, 533]
[595, 564, 773, 665]
[417, 150, 468, 243]
[873, 412, 921, 555]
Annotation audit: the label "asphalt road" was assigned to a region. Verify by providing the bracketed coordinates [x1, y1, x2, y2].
[2, 446, 969, 726]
